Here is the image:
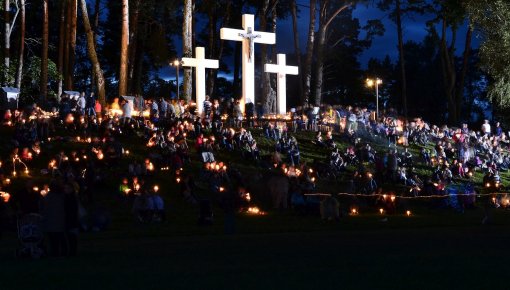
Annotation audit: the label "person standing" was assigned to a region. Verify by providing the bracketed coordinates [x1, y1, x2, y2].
[122, 99, 132, 124]
[495, 122, 503, 137]
[159, 98, 168, 119]
[85, 92, 96, 116]
[481, 120, 491, 137]
[77, 92, 86, 115]
[134, 94, 145, 112]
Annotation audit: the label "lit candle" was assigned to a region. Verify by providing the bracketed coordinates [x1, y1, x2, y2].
[379, 208, 384, 215]
[406, 210, 411, 216]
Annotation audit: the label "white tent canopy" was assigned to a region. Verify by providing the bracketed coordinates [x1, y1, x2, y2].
[1, 87, 20, 109]
[64, 91, 81, 100]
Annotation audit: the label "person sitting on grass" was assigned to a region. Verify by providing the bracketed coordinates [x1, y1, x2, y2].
[324, 131, 336, 149]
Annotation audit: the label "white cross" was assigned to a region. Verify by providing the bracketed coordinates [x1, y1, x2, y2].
[264, 54, 299, 115]
[181, 47, 219, 115]
[220, 14, 275, 112]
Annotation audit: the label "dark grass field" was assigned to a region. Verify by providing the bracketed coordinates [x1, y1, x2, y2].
[1, 208, 510, 289]
[1, 125, 510, 289]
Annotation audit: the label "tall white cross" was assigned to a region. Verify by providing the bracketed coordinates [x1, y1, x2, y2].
[220, 14, 275, 112]
[181, 47, 219, 115]
[264, 54, 299, 115]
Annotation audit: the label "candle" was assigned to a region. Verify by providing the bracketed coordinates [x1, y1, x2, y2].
[406, 210, 412, 217]
[153, 185, 159, 192]
[379, 208, 384, 214]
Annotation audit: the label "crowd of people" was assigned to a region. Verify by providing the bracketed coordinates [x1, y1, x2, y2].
[1, 91, 509, 257]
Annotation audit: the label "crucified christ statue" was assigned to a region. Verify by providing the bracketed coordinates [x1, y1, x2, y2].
[239, 27, 261, 63]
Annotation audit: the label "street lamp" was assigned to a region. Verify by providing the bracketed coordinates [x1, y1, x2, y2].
[171, 59, 182, 100]
[366, 78, 383, 120]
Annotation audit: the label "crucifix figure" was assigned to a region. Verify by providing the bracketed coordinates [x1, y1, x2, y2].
[181, 47, 219, 115]
[220, 14, 275, 112]
[238, 27, 260, 63]
[264, 54, 299, 115]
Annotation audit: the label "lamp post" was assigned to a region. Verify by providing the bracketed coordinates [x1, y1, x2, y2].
[172, 59, 182, 100]
[366, 78, 383, 120]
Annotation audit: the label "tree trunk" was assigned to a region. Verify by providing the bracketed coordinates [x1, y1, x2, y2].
[57, 0, 66, 98]
[456, 25, 472, 122]
[182, 0, 193, 102]
[64, 0, 70, 90]
[127, 0, 139, 94]
[91, 0, 100, 92]
[119, 0, 129, 97]
[15, 0, 25, 90]
[260, 0, 271, 112]
[440, 18, 457, 125]
[396, 0, 407, 118]
[303, 0, 316, 107]
[269, 1, 278, 112]
[314, 24, 326, 107]
[4, 0, 10, 85]
[206, 7, 217, 97]
[79, 0, 106, 106]
[40, 0, 49, 101]
[291, 0, 303, 103]
[67, 0, 77, 90]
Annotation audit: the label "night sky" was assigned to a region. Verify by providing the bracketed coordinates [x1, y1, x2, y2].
[157, 1, 479, 81]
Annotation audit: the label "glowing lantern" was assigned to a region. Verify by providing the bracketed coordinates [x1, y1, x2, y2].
[247, 207, 262, 215]
[1, 192, 10, 202]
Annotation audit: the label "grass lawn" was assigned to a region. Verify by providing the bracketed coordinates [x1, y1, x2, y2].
[1, 124, 510, 289]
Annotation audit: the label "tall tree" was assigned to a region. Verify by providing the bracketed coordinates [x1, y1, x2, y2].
[395, 0, 406, 117]
[303, 0, 316, 106]
[378, 0, 430, 117]
[127, 0, 139, 93]
[465, 1, 510, 107]
[91, 0, 100, 92]
[4, 0, 10, 83]
[290, 0, 303, 101]
[79, 0, 106, 106]
[4, 0, 21, 85]
[15, 0, 25, 90]
[57, 0, 66, 98]
[67, 0, 77, 90]
[119, 0, 129, 96]
[40, 0, 49, 100]
[259, 0, 271, 112]
[182, 0, 193, 102]
[432, 0, 471, 124]
[313, 0, 353, 106]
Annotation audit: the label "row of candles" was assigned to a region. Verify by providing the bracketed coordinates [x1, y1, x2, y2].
[349, 208, 412, 216]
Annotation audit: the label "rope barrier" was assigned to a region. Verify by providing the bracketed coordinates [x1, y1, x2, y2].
[304, 192, 509, 199]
